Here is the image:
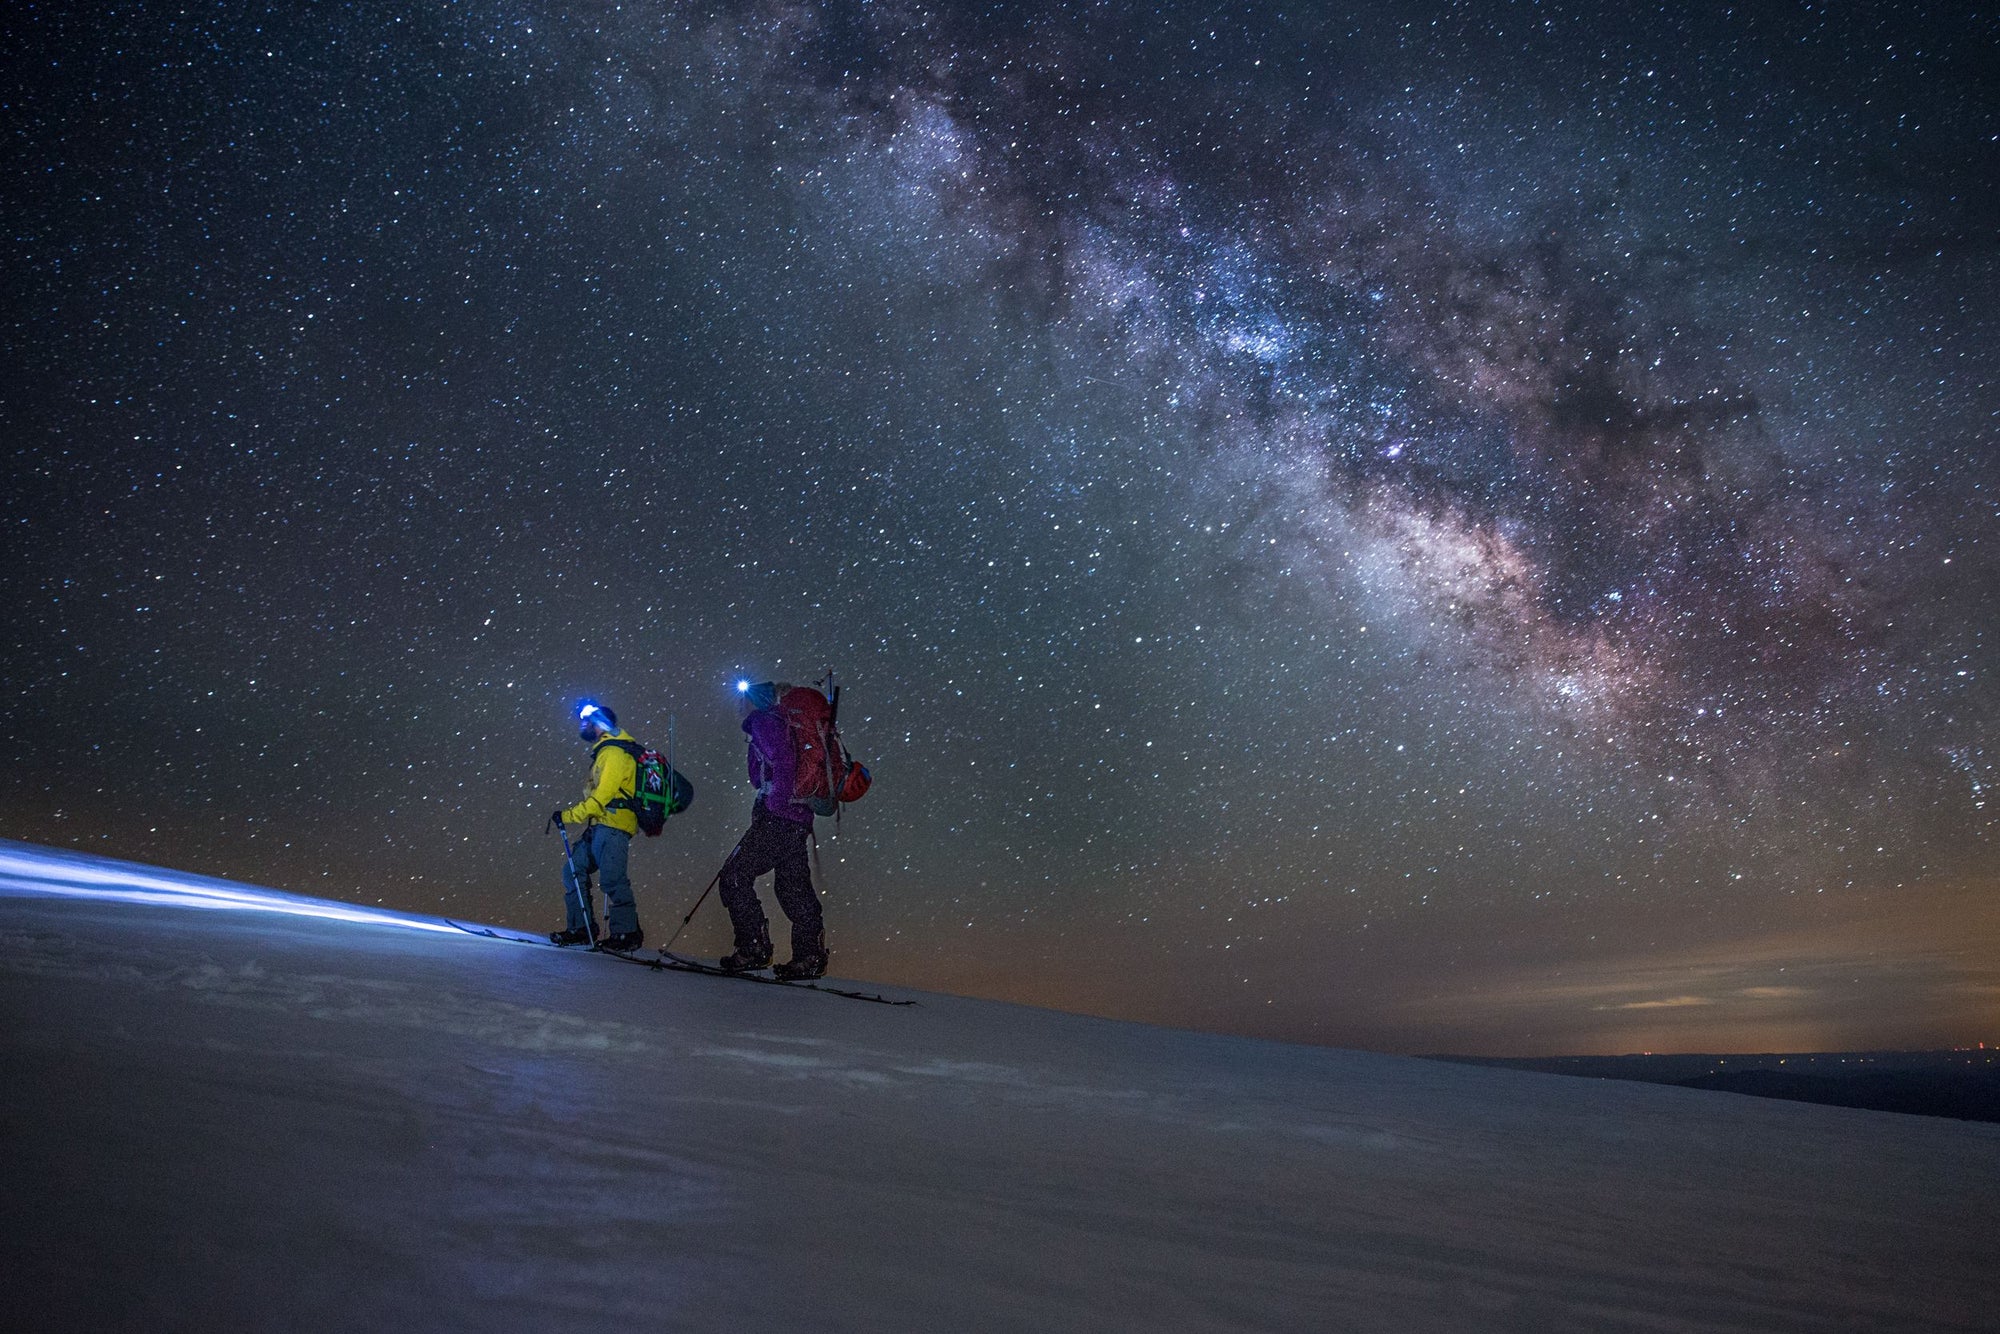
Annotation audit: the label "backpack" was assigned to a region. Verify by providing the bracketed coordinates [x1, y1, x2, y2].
[778, 684, 871, 817]
[633, 746, 694, 836]
[605, 738, 694, 837]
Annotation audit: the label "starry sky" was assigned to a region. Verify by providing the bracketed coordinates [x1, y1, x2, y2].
[5, 0, 1997, 1055]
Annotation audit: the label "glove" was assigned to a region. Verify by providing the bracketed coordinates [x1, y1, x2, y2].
[547, 809, 566, 835]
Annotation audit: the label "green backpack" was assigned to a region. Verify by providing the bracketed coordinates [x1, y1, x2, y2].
[604, 739, 693, 836]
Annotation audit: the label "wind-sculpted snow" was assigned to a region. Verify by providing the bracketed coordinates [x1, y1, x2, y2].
[6, 945, 650, 1056]
[3, 846, 1995, 1332]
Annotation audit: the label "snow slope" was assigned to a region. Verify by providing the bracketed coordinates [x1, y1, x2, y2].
[2, 840, 1994, 1332]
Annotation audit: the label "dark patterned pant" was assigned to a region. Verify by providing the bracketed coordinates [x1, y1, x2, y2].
[718, 808, 824, 958]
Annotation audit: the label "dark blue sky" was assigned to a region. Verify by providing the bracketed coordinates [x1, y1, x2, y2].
[4, 0, 1995, 1053]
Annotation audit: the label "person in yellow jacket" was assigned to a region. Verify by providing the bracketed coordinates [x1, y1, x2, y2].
[549, 700, 645, 949]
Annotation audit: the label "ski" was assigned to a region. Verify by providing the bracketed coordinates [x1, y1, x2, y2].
[444, 920, 511, 941]
[444, 920, 913, 1005]
[656, 949, 916, 1006]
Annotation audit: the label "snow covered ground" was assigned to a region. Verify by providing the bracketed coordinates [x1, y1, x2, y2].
[2, 840, 1994, 1332]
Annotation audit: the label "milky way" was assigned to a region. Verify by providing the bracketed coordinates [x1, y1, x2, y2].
[4, 1, 1995, 1052]
[745, 2, 1988, 752]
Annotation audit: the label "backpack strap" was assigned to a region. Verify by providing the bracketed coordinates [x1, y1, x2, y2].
[594, 737, 644, 812]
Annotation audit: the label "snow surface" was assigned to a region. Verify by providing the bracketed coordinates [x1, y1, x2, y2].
[2, 840, 1995, 1332]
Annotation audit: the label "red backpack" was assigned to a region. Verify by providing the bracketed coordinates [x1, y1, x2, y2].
[779, 683, 871, 816]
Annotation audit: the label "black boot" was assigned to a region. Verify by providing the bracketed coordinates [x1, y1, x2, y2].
[549, 925, 597, 947]
[718, 928, 772, 972]
[774, 926, 826, 980]
[768, 956, 824, 988]
[600, 927, 645, 952]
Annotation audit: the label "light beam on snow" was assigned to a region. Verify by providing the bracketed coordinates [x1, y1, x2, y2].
[0, 840, 470, 936]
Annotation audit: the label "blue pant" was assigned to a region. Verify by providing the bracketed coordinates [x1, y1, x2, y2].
[562, 825, 638, 935]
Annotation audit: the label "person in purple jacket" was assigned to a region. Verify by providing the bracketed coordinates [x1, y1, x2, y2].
[716, 680, 828, 979]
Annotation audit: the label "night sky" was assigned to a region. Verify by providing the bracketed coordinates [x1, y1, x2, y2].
[5, 1, 1996, 1055]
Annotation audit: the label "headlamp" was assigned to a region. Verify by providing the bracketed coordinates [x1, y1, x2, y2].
[576, 700, 610, 740]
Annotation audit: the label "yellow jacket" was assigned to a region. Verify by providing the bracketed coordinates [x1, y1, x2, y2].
[563, 728, 641, 835]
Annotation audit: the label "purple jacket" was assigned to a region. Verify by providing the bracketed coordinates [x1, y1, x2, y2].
[745, 708, 813, 825]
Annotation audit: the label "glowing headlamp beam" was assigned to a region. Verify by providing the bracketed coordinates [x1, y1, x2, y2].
[0, 842, 477, 938]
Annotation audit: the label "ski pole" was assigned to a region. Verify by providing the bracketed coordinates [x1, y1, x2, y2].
[558, 821, 598, 948]
[660, 834, 748, 954]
